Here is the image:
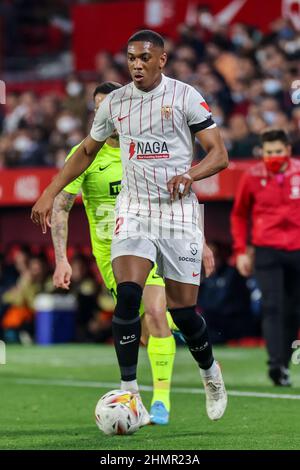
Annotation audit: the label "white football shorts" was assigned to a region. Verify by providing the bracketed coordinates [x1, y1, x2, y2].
[111, 211, 203, 285]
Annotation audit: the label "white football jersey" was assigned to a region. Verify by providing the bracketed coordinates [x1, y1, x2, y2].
[91, 74, 215, 221]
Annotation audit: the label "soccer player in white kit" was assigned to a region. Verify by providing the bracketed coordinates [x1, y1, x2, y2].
[32, 30, 228, 425]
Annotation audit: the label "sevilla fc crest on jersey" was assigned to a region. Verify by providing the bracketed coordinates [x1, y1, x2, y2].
[161, 105, 172, 120]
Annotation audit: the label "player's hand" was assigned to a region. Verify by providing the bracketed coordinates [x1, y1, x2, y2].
[167, 173, 194, 201]
[236, 253, 252, 277]
[31, 191, 54, 234]
[53, 260, 72, 290]
[203, 243, 215, 277]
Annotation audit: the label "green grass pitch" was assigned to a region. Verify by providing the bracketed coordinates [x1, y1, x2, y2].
[0, 344, 299, 450]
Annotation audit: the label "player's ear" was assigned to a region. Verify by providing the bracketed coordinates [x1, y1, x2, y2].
[159, 52, 167, 69]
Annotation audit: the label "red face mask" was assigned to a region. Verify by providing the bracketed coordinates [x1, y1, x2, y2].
[263, 156, 290, 174]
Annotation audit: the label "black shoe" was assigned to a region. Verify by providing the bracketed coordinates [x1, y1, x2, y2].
[268, 367, 292, 387]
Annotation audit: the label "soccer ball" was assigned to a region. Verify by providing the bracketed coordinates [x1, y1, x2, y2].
[95, 389, 142, 435]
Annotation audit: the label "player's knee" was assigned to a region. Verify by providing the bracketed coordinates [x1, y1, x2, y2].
[169, 305, 198, 323]
[145, 311, 163, 337]
[144, 305, 164, 322]
[115, 282, 143, 318]
[144, 309, 166, 334]
[169, 305, 205, 336]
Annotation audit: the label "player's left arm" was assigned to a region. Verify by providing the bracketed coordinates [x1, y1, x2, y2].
[167, 127, 228, 200]
[167, 86, 228, 200]
[190, 127, 228, 180]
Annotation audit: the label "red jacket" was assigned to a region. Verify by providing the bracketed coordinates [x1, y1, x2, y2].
[231, 158, 300, 255]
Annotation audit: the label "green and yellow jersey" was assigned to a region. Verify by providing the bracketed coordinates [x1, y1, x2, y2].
[64, 142, 122, 254]
[63, 142, 164, 297]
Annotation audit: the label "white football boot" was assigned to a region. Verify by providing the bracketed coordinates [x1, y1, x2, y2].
[202, 363, 227, 421]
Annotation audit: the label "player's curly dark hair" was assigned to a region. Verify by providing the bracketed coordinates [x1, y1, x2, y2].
[128, 29, 164, 48]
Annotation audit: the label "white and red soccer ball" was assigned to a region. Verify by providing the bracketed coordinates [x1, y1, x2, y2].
[95, 389, 142, 436]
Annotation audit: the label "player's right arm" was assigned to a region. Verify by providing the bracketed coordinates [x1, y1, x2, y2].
[31, 137, 103, 234]
[51, 190, 77, 289]
[31, 94, 114, 233]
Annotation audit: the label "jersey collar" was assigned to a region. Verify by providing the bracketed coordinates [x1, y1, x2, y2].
[132, 73, 166, 96]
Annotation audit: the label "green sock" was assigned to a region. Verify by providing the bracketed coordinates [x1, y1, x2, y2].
[166, 310, 180, 332]
[147, 335, 176, 411]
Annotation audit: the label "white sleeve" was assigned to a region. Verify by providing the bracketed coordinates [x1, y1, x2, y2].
[90, 94, 115, 142]
[186, 87, 216, 133]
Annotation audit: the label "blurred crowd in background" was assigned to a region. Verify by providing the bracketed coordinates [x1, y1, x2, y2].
[0, 244, 262, 344]
[0, 1, 300, 167]
[0, 245, 116, 344]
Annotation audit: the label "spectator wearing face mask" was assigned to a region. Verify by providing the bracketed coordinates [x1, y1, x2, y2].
[228, 114, 260, 158]
[63, 77, 88, 123]
[231, 129, 300, 387]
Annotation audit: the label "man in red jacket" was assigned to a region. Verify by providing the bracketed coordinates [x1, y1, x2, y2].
[231, 129, 300, 386]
